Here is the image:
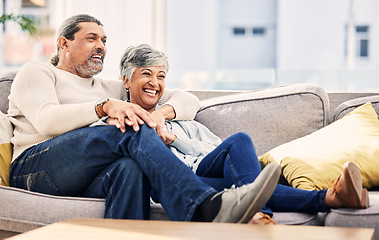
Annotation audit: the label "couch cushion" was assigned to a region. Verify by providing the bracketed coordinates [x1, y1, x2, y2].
[195, 83, 330, 156]
[0, 185, 105, 232]
[0, 111, 13, 186]
[259, 102, 379, 190]
[0, 72, 16, 114]
[333, 95, 379, 121]
[325, 192, 379, 240]
[273, 212, 326, 226]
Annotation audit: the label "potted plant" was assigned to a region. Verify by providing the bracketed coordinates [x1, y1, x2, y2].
[0, 13, 36, 36]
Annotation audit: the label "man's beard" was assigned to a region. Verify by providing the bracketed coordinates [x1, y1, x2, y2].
[72, 50, 105, 78]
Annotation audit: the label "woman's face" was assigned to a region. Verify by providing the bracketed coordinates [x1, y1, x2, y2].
[125, 66, 166, 112]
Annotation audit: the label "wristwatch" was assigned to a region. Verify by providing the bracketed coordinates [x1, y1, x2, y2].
[95, 98, 109, 118]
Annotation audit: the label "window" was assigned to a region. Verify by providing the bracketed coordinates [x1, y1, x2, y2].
[252, 27, 265, 35]
[356, 25, 369, 58]
[233, 27, 246, 36]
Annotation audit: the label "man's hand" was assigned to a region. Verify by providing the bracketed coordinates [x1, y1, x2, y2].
[103, 100, 156, 132]
[150, 110, 166, 141]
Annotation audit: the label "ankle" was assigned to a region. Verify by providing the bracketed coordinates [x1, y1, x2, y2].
[192, 192, 221, 222]
[324, 188, 343, 208]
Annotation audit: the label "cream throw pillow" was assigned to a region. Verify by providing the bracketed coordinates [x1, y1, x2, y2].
[0, 111, 13, 186]
[259, 102, 379, 190]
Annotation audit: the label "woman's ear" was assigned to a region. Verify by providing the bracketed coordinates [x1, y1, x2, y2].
[123, 76, 130, 89]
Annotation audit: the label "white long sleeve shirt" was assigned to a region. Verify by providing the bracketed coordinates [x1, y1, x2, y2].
[8, 61, 200, 161]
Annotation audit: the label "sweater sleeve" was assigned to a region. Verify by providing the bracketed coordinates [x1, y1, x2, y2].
[9, 62, 99, 136]
[158, 89, 200, 120]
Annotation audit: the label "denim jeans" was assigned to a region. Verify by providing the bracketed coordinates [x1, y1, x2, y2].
[196, 132, 329, 215]
[10, 124, 216, 221]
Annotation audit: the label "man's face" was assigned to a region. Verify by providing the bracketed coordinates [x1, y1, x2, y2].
[64, 22, 107, 78]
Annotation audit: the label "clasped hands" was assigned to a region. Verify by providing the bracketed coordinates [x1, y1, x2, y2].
[104, 99, 176, 145]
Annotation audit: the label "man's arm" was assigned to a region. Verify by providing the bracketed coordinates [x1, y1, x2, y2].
[158, 89, 201, 121]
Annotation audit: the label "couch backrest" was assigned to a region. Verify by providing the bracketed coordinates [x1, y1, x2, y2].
[195, 83, 330, 156]
[0, 72, 17, 114]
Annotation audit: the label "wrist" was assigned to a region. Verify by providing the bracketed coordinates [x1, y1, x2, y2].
[95, 98, 109, 118]
[159, 105, 176, 120]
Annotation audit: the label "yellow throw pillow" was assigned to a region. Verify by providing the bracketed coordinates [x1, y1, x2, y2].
[259, 102, 379, 191]
[0, 111, 13, 186]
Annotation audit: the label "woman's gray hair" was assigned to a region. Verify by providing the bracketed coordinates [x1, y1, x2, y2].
[50, 14, 103, 66]
[119, 44, 169, 81]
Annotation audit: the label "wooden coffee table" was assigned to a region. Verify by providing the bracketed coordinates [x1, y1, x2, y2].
[6, 218, 374, 240]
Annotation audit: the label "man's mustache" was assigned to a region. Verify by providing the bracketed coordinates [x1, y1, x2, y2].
[88, 50, 105, 63]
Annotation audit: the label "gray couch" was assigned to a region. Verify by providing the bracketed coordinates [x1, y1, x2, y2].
[1, 71, 379, 239]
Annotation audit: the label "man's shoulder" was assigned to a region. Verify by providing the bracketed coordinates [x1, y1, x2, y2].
[96, 77, 124, 88]
[19, 61, 54, 74]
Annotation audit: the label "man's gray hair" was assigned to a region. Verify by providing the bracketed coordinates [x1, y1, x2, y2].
[119, 44, 169, 81]
[50, 14, 103, 66]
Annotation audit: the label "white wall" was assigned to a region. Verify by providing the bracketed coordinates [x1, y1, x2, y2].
[165, 0, 218, 70]
[49, 0, 159, 80]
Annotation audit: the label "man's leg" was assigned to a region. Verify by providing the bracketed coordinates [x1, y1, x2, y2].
[11, 125, 280, 222]
[196, 132, 274, 216]
[9, 126, 152, 220]
[84, 158, 151, 219]
[123, 125, 281, 222]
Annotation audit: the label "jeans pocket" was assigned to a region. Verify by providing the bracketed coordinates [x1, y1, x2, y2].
[12, 171, 60, 195]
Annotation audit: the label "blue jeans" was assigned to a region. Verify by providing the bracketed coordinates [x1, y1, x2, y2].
[196, 132, 329, 215]
[10, 124, 216, 221]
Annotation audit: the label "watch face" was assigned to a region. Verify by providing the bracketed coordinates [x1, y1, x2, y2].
[97, 98, 109, 106]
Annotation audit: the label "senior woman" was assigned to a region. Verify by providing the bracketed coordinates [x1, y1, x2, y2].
[113, 44, 369, 224]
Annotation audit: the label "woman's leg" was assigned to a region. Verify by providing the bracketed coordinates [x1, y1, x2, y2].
[196, 132, 273, 216]
[267, 184, 329, 212]
[195, 132, 330, 214]
[196, 132, 259, 188]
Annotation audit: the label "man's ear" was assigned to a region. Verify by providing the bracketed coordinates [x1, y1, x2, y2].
[57, 36, 69, 51]
[123, 76, 130, 88]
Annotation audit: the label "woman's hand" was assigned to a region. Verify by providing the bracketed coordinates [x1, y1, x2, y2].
[160, 131, 177, 145]
[103, 100, 156, 132]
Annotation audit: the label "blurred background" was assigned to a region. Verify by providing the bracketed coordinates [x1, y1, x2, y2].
[0, 0, 378, 92]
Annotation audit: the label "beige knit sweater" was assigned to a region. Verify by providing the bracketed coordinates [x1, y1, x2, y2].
[8, 61, 200, 161]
